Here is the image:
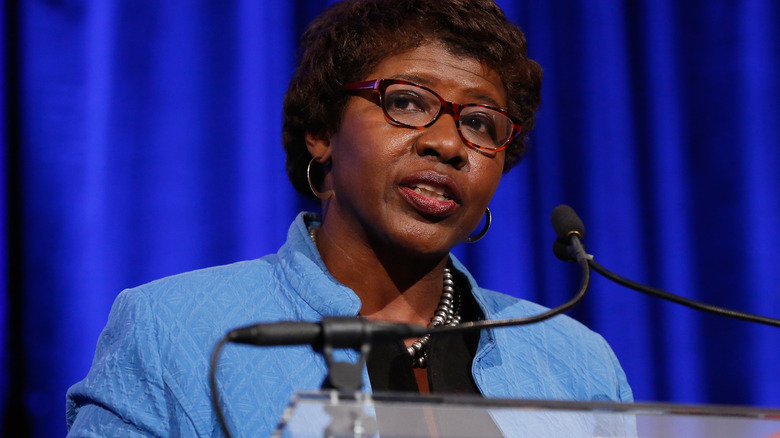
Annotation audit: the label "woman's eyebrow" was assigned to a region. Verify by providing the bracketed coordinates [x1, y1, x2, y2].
[389, 73, 504, 108]
[389, 73, 430, 84]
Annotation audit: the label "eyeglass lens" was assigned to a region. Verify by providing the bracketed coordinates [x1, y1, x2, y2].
[382, 83, 514, 150]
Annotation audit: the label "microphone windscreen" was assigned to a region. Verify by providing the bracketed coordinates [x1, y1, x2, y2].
[551, 205, 586, 242]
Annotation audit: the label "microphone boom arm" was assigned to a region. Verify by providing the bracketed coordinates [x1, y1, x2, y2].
[588, 258, 780, 328]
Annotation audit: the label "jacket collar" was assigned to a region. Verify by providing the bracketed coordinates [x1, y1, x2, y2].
[277, 212, 362, 317]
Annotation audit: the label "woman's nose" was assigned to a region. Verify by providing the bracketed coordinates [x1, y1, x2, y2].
[414, 114, 469, 170]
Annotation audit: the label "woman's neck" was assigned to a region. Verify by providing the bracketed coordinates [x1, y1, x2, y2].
[313, 222, 449, 327]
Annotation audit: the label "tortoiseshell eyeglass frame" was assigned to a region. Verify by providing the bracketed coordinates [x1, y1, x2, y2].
[341, 79, 522, 152]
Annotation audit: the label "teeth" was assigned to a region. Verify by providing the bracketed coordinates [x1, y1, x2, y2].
[412, 184, 450, 201]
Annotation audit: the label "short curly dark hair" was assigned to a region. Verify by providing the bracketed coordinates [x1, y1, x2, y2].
[282, 0, 543, 199]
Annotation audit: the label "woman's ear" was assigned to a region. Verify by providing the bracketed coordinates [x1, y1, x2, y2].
[305, 132, 333, 162]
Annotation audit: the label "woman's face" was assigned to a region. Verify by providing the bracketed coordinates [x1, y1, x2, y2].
[310, 43, 506, 257]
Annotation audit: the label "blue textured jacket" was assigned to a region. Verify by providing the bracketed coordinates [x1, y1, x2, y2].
[66, 212, 632, 437]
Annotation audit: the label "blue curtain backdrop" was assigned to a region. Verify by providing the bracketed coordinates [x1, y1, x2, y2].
[3, 0, 780, 436]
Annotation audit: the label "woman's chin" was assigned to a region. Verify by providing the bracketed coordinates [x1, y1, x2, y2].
[377, 221, 462, 258]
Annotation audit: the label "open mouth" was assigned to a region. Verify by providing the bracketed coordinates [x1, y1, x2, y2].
[411, 183, 452, 201]
[399, 171, 461, 218]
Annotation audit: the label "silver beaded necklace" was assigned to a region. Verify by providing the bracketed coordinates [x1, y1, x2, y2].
[308, 225, 462, 368]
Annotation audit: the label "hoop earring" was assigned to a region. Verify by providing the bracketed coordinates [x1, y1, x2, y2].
[466, 208, 491, 243]
[307, 156, 333, 200]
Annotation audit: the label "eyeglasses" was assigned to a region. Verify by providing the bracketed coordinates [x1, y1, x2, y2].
[341, 79, 521, 151]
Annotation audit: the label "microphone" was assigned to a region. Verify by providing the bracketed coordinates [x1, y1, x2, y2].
[551, 205, 780, 328]
[551, 204, 585, 242]
[550, 205, 590, 264]
[226, 317, 427, 349]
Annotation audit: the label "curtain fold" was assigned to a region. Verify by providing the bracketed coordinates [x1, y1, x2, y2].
[1, 0, 10, 431]
[4, 0, 780, 436]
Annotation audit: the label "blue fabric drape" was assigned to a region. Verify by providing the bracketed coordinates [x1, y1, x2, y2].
[3, 1, 780, 436]
[1, 1, 10, 432]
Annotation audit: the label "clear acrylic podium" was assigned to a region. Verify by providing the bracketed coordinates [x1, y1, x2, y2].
[274, 391, 780, 437]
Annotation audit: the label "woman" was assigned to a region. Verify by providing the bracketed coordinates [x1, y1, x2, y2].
[66, 0, 632, 436]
